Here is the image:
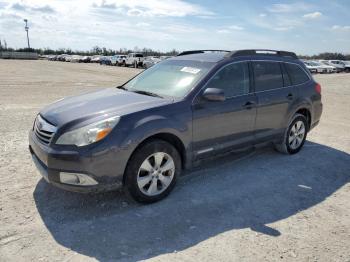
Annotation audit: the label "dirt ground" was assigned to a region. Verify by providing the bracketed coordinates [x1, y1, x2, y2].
[0, 60, 349, 262]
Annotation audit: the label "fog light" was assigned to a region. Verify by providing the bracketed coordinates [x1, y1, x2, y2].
[59, 172, 98, 186]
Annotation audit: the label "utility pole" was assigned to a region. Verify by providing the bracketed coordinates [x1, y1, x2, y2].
[24, 19, 30, 49]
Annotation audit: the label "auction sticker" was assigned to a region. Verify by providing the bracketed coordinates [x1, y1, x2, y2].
[180, 67, 201, 74]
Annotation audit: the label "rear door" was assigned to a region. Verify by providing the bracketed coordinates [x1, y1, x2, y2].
[253, 61, 297, 143]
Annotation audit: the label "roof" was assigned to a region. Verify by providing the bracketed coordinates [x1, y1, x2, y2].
[171, 52, 228, 63]
[171, 49, 298, 63]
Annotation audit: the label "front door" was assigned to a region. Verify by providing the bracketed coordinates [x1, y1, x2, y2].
[192, 61, 257, 159]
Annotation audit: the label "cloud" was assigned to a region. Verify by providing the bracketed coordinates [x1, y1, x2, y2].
[274, 26, 294, 31]
[92, 0, 213, 17]
[216, 25, 244, 34]
[10, 2, 56, 13]
[267, 3, 311, 13]
[1, 0, 349, 54]
[331, 25, 350, 31]
[136, 22, 150, 27]
[217, 29, 230, 34]
[303, 11, 322, 19]
[228, 25, 244, 31]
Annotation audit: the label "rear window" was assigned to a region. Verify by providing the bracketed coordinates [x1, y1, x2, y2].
[285, 63, 309, 85]
[135, 54, 143, 58]
[253, 61, 283, 92]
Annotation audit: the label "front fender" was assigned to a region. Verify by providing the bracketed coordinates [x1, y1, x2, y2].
[132, 115, 188, 142]
[120, 114, 191, 161]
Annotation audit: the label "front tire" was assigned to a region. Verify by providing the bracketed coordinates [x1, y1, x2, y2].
[275, 114, 308, 154]
[124, 139, 181, 203]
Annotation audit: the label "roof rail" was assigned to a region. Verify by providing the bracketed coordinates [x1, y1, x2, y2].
[225, 49, 298, 59]
[177, 50, 230, 56]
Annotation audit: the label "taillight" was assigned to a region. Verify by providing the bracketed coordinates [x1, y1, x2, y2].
[315, 83, 321, 94]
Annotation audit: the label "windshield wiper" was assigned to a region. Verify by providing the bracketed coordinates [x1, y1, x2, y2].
[131, 90, 163, 98]
[116, 86, 128, 90]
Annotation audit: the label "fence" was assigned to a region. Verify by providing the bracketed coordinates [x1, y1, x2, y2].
[0, 51, 38, 60]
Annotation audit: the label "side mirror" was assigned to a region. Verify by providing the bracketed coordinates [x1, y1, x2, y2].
[202, 88, 225, 102]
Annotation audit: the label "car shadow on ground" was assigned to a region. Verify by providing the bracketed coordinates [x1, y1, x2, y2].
[33, 141, 350, 261]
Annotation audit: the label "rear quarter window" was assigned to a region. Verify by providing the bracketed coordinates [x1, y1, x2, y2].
[285, 63, 310, 85]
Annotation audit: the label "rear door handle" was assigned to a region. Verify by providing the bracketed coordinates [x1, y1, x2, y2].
[287, 93, 294, 100]
[243, 101, 256, 110]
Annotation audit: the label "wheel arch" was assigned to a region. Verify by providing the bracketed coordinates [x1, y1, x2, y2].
[294, 107, 311, 130]
[122, 132, 187, 185]
[286, 100, 312, 131]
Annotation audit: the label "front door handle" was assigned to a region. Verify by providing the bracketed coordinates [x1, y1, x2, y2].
[243, 101, 256, 110]
[287, 93, 294, 100]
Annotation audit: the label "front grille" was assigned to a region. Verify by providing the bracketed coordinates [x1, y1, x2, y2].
[34, 115, 57, 144]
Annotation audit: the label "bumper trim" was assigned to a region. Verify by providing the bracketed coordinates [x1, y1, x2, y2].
[31, 148, 49, 183]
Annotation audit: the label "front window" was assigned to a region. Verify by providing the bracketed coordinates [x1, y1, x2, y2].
[124, 60, 212, 98]
[205, 62, 250, 97]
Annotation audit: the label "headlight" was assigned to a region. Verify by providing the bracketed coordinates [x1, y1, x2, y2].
[56, 116, 120, 146]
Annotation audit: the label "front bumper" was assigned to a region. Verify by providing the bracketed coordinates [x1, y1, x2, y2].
[29, 130, 125, 193]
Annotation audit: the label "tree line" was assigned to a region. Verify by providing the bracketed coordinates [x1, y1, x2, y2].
[299, 53, 350, 60]
[0, 41, 349, 60]
[0, 43, 179, 57]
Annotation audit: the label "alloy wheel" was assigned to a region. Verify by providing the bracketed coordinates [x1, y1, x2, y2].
[137, 152, 175, 196]
[288, 120, 306, 150]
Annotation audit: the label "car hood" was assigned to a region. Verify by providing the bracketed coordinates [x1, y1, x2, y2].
[40, 88, 172, 127]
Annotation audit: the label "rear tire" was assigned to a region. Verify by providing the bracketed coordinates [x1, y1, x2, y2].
[124, 139, 181, 203]
[275, 114, 308, 154]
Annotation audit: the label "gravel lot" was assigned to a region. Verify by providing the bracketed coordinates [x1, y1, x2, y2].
[0, 60, 349, 262]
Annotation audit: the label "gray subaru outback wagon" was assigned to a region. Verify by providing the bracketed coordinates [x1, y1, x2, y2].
[29, 49, 322, 203]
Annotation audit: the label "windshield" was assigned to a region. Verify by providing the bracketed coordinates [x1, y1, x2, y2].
[124, 60, 213, 98]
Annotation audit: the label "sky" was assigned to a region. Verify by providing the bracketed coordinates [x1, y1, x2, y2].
[0, 0, 349, 55]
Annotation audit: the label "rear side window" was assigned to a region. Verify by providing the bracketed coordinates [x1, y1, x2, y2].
[205, 62, 250, 98]
[284, 63, 309, 85]
[253, 61, 283, 92]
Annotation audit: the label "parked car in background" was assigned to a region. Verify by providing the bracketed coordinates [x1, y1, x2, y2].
[99, 56, 112, 65]
[110, 55, 127, 66]
[57, 54, 68, 61]
[64, 55, 72, 62]
[143, 56, 161, 69]
[29, 49, 322, 203]
[91, 55, 102, 63]
[311, 61, 336, 73]
[79, 56, 91, 63]
[303, 61, 336, 74]
[303, 61, 320, 74]
[70, 55, 82, 63]
[125, 53, 145, 68]
[48, 55, 57, 61]
[341, 61, 350, 72]
[319, 60, 344, 73]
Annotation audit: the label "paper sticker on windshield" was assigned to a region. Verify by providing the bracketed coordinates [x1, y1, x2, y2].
[181, 67, 201, 74]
